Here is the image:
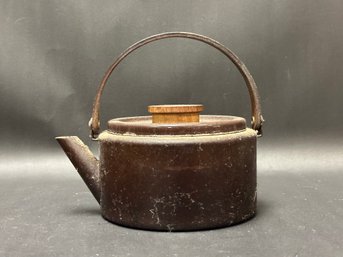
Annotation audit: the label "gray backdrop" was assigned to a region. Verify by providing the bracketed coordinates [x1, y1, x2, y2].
[1, 1, 342, 257]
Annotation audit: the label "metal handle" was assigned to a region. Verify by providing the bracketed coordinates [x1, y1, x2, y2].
[90, 32, 264, 139]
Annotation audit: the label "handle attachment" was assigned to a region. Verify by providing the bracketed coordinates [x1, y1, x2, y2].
[90, 32, 264, 139]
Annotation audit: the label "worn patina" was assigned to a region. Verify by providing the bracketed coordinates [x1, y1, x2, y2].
[56, 32, 264, 231]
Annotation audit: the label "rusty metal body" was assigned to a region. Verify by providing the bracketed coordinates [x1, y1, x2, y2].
[56, 32, 264, 231]
[99, 124, 256, 231]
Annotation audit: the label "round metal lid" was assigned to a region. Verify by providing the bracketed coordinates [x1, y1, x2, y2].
[107, 115, 246, 136]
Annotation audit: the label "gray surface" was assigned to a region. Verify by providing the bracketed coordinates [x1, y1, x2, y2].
[1, 143, 343, 257]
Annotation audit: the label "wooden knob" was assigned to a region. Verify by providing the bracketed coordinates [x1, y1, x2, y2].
[148, 104, 204, 123]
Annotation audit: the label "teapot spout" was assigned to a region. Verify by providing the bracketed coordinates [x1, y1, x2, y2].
[55, 136, 100, 203]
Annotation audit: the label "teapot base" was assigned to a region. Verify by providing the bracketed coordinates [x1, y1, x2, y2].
[101, 211, 256, 232]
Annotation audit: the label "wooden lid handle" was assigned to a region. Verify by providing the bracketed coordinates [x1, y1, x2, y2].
[148, 104, 204, 123]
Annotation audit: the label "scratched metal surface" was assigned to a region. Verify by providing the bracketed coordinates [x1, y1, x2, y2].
[1, 142, 342, 257]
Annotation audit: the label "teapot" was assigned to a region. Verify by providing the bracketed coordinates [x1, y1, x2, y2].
[56, 32, 264, 231]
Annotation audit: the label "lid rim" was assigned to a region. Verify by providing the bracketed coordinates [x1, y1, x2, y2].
[107, 115, 246, 136]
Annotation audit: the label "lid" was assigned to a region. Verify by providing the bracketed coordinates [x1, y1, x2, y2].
[107, 104, 246, 136]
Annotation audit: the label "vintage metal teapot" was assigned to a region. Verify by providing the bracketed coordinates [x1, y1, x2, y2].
[56, 32, 264, 231]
